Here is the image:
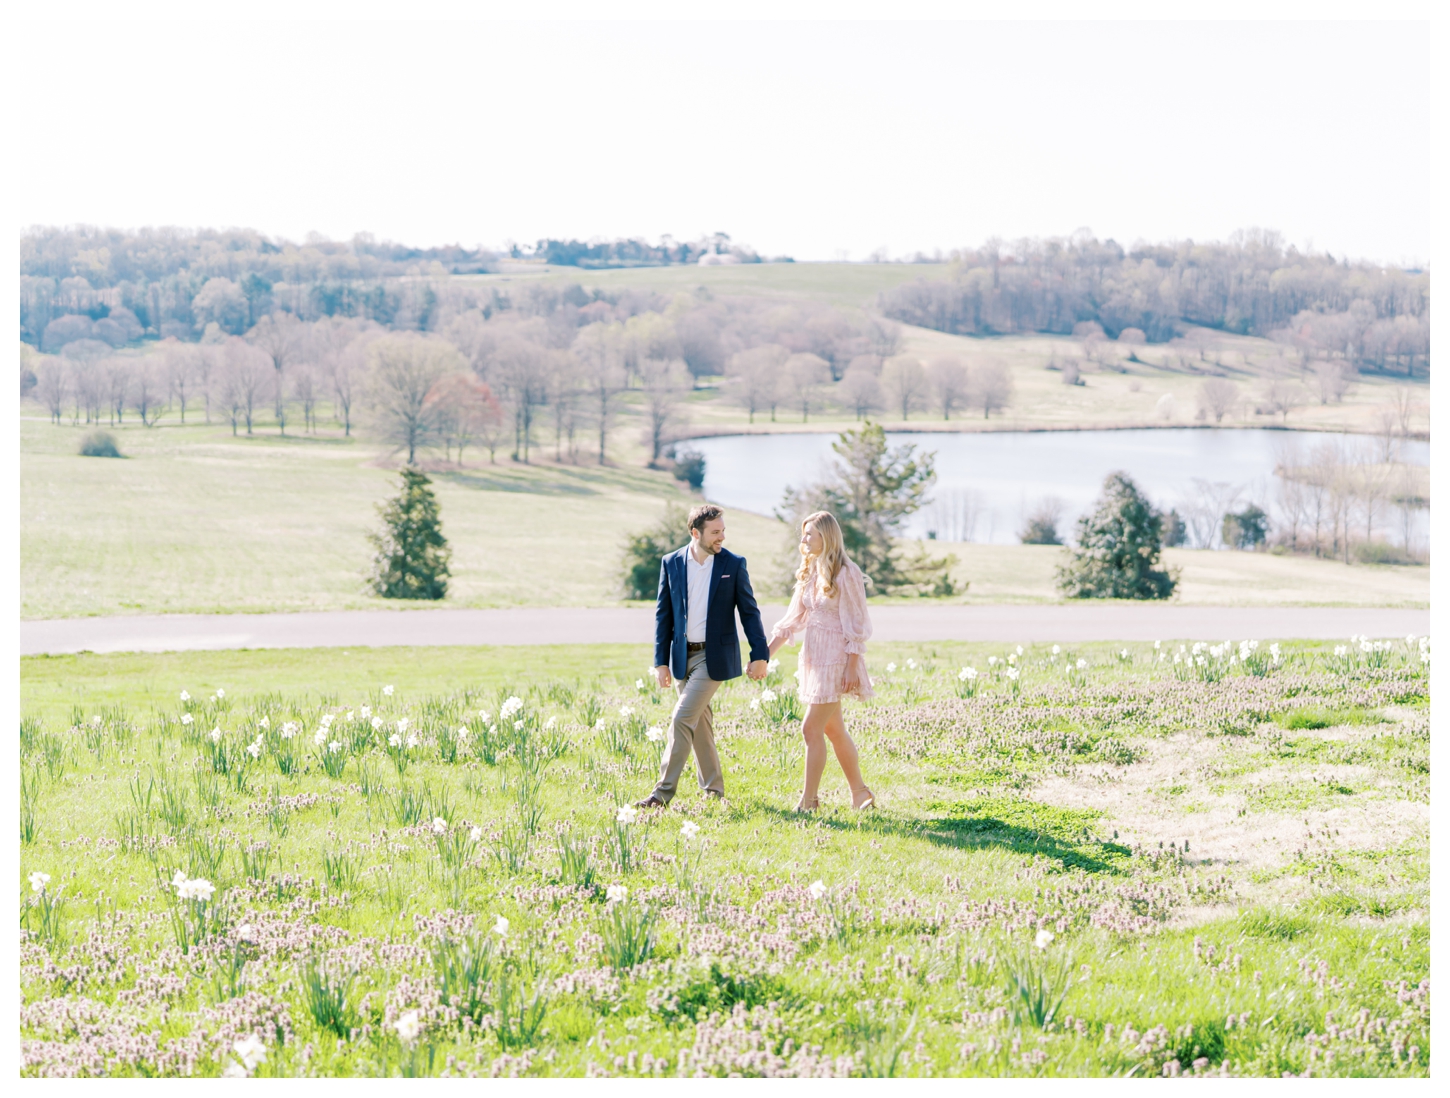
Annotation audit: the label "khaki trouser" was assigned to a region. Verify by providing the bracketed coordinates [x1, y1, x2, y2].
[651, 649, 724, 803]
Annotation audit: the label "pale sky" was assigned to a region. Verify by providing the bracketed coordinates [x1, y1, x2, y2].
[13, 17, 1433, 265]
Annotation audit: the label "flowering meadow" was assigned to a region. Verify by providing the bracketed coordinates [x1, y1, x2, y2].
[19, 636, 1430, 1077]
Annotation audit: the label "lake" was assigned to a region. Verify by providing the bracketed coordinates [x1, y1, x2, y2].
[685, 428, 1431, 546]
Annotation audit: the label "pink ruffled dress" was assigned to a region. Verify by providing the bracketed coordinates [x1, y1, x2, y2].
[770, 560, 875, 704]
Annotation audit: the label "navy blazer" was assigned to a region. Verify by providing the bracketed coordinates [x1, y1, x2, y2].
[654, 545, 771, 681]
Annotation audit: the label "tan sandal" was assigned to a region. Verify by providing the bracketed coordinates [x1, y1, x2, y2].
[795, 795, 820, 812]
[852, 787, 876, 811]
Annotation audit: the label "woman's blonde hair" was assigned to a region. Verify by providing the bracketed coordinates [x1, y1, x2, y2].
[795, 511, 850, 599]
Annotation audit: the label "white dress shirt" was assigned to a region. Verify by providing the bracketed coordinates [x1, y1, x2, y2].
[684, 546, 714, 643]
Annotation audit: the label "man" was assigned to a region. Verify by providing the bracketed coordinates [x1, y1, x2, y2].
[636, 504, 769, 808]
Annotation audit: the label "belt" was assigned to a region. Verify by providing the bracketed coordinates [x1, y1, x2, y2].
[687, 641, 706, 653]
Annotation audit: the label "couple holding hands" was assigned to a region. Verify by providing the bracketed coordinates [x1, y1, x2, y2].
[636, 504, 877, 814]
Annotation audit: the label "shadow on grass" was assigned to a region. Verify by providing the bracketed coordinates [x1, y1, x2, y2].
[750, 798, 1132, 874]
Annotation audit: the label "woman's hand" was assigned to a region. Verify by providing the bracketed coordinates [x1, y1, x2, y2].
[842, 654, 862, 693]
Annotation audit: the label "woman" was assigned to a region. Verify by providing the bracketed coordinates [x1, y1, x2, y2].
[767, 511, 877, 811]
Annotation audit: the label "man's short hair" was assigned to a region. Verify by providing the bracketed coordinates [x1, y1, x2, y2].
[688, 504, 724, 533]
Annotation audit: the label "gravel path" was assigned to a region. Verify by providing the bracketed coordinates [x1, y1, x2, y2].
[21, 605, 1430, 656]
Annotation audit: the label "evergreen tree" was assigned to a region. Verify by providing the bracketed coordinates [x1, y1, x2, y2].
[780, 421, 955, 595]
[367, 466, 452, 600]
[620, 504, 688, 600]
[1056, 472, 1177, 599]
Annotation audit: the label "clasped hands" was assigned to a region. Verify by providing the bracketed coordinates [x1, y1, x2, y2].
[654, 659, 770, 689]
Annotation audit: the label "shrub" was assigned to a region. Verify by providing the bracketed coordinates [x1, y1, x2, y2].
[1056, 472, 1177, 600]
[79, 430, 122, 458]
[1019, 498, 1065, 545]
[620, 503, 688, 600]
[671, 448, 706, 491]
[1221, 504, 1268, 550]
[367, 466, 451, 600]
[1354, 540, 1421, 565]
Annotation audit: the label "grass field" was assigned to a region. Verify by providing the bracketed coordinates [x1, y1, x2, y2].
[20, 416, 1428, 620]
[19, 639, 1429, 1077]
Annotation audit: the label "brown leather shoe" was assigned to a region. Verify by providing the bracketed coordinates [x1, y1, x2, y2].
[635, 795, 667, 809]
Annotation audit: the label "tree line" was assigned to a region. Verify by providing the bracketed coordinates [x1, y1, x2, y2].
[876, 229, 1430, 378]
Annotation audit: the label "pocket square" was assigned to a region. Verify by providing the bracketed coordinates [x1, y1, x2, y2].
[721, 574, 731, 578]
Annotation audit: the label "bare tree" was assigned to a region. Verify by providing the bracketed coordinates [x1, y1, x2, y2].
[881, 354, 927, 420]
[1260, 377, 1302, 423]
[221, 338, 273, 435]
[784, 352, 831, 422]
[194, 344, 218, 424]
[1308, 360, 1352, 405]
[63, 341, 110, 424]
[639, 357, 689, 463]
[546, 349, 583, 462]
[365, 333, 463, 463]
[103, 357, 133, 425]
[291, 360, 320, 433]
[839, 362, 884, 420]
[488, 332, 550, 463]
[922, 487, 984, 542]
[1390, 386, 1418, 437]
[425, 372, 502, 465]
[725, 344, 786, 424]
[574, 322, 625, 461]
[971, 361, 1014, 419]
[1197, 377, 1239, 423]
[34, 356, 67, 424]
[865, 316, 904, 358]
[1185, 479, 1244, 549]
[131, 357, 166, 426]
[926, 355, 969, 420]
[159, 341, 196, 423]
[247, 312, 304, 433]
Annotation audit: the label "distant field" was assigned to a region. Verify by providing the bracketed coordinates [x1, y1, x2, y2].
[470, 263, 1429, 440]
[941, 543, 1428, 608]
[22, 416, 1427, 620]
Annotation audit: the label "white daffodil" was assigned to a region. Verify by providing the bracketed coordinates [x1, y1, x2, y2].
[328, 741, 341, 754]
[594, 718, 606, 730]
[216, 688, 225, 698]
[456, 727, 470, 743]
[321, 713, 334, 727]
[606, 883, 629, 903]
[405, 733, 419, 749]
[314, 728, 328, 747]
[680, 820, 700, 840]
[1035, 929, 1055, 950]
[616, 804, 639, 825]
[247, 739, 263, 759]
[1076, 658, 1088, 670]
[493, 915, 509, 936]
[619, 705, 634, 718]
[885, 662, 897, 673]
[500, 696, 524, 720]
[478, 710, 491, 723]
[513, 721, 524, 732]
[258, 717, 270, 729]
[180, 690, 191, 702]
[808, 879, 827, 900]
[469, 826, 483, 842]
[383, 685, 394, 697]
[635, 678, 645, 690]
[646, 726, 665, 742]
[396, 718, 409, 733]
[360, 705, 371, 719]
[431, 817, 447, 835]
[388, 733, 402, 748]
[371, 717, 383, 731]
[959, 667, 977, 681]
[760, 689, 777, 703]
[210, 727, 223, 743]
[180, 713, 194, 726]
[233, 1034, 267, 1071]
[28, 871, 50, 894]
[545, 716, 558, 730]
[767, 659, 780, 672]
[394, 1009, 420, 1042]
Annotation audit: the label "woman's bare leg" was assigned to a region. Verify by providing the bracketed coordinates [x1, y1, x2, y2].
[822, 706, 872, 806]
[798, 703, 835, 808]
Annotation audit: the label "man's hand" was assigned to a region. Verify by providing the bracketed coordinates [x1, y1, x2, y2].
[655, 665, 672, 690]
[746, 660, 768, 681]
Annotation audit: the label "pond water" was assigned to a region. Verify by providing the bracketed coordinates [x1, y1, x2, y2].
[686, 428, 1431, 547]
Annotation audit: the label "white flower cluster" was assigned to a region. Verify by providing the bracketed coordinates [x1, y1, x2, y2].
[246, 735, 264, 759]
[172, 870, 216, 902]
[958, 666, 978, 681]
[500, 696, 524, 720]
[280, 721, 298, 740]
[808, 879, 827, 900]
[646, 726, 665, 743]
[606, 883, 629, 903]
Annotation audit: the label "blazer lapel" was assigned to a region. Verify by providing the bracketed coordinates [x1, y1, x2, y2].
[706, 548, 726, 613]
